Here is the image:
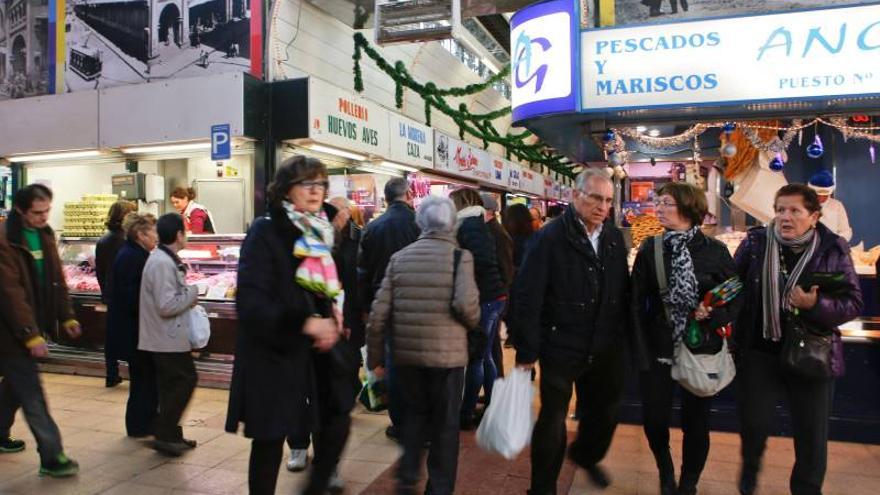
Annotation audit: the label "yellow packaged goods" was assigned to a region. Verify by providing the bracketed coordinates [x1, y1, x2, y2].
[63, 193, 120, 237]
[630, 215, 664, 250]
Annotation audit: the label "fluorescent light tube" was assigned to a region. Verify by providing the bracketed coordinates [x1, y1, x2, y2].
[306, 144, 367, 161]
[7, 150, 102, 162]
[378, 161, 419, 173]
[121, 142, 211, 154]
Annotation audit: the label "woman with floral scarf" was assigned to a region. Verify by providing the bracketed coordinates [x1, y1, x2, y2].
[227, 156, 356, 495]
[630, 182, 742, 495]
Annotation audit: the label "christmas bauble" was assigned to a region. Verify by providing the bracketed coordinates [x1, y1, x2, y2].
[721, 143, 737, 158]
[769, 154, 785, 171]
[602, 130, 615, 142]
[722, 122, 736, 133]
[806, 135, 824, 159]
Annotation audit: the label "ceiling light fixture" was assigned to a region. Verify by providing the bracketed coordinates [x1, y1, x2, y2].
[636, 126, 647, 132]
[358, 164, 404, 177]
[305, 144, 367, 161]
[121, 142, 211, 154]
[378, 161, 420, 173]
[648, 129, 661, 137]
[7, 150, 102, 163]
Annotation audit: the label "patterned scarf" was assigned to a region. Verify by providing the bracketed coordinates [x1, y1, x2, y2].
[662, 226, 700, 345]
[761, 221, 818, 341]
[282, 201, 341, 299]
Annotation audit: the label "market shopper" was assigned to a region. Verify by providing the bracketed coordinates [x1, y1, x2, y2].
[367, 195, 481, 495]
[0, 184, 81, 477]
[734, 184, 862, 495]
[357, 178, 420, 440]
[502, 203, 537, 350]
[529, 206, 544, 232]
[481, 192, 513, 378]
[96, 200, 137, 387]
[227, 156, 356, 495]
[808, 169, 853, 242]
[511, 169, 629, 493]
[630, 183, 743, 495]
[170, 186, 216, 234]
[108, 212, 159, 438]
[449, 188, 506, 429]
[139, 213, 200, 456]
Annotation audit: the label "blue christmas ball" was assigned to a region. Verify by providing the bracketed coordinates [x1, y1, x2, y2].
[602, 130, 615, 142]
[806, 143, 824, 159]
[769, 155, 785, 171]
[722, 122, 736, 133]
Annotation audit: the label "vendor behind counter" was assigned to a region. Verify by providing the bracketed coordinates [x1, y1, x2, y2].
[170, 187, 216, 234]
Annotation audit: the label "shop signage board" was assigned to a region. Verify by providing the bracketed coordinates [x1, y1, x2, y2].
[470, 147, 493, 183]
[580, 4, 880, 111]
[309, 80, 390, 157]
[433, 131, 491, 182]
[211, 124, 232, 161]
[521, 169, 545, 196]
[510, 0, 579, 123]
[491, 157, 508, 186]
[508, 162, 522, 190]
[388, 113, 434, 168]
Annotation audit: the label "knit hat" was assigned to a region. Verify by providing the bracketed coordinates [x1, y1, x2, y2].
[480, 192, 499, 212]
[808, 169, 835, 195]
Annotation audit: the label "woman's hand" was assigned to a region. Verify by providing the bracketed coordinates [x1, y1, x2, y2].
[303, 317, 339, 352]
[694, 303, 713, 321]
[790, 285, 819, 310]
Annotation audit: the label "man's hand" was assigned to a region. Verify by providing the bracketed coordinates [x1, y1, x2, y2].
[303, 317, 340, 352]
[63, 320, 82, 339]
[30, 342, 49, 359]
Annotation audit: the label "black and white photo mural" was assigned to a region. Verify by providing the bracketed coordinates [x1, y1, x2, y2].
[0, 0, 50, 99]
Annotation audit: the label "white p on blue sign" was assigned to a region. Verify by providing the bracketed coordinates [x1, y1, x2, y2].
[211, 124, 231, 161]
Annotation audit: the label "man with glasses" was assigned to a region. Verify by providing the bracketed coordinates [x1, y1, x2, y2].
[357, 178, 420, 440]
[511, 169, 630, 493]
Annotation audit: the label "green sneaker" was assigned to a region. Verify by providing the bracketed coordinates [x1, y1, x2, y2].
[0, 437, 25, 453]
[39, 453, 79, 477]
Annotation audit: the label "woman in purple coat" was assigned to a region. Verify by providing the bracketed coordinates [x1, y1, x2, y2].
[733, 184, 863, 495]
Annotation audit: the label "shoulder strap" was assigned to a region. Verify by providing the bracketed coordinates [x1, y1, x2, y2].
[450, 249, 465, 322]
[653, 234, 673, 326]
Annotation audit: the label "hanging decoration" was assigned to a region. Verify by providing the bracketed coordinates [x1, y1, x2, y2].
[351, 32, 574, 176]
[688, 137, 705, 188]
[871, 144, 876, 165]
[806, 134, 825, 159]
[769, 153, 786, 172]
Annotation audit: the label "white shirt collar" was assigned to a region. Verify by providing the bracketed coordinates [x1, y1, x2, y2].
[577, 218, 603, 254]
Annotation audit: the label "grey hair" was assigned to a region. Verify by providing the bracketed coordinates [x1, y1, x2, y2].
[384, 178, 409, 203]
[416, 196, 457, 234]
[575, 168, 612, 193]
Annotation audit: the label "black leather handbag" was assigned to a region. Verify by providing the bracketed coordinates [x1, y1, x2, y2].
[452, 249, 487, 364]
[780, 312, 832, 379]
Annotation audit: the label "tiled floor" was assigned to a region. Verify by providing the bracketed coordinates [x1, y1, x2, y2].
[0, 372, 879, 494]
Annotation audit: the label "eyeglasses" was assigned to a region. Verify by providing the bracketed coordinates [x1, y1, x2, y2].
[293, 180, 329, 191]
[653, 199, 678, 208]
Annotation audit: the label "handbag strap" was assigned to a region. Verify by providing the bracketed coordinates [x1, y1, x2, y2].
[450, 249, 465, 324]
[653, 234, 673, 327]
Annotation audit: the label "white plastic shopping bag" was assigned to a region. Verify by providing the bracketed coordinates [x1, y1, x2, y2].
[188, 305, 211, 349]
[475, 367, 535, 460]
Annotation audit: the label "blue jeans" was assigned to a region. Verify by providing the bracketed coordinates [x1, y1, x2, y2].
[461, 300, 505, 420]
[0, 356, 64, 464]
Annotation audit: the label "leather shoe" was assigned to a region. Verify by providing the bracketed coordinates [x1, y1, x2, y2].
[660, 477, 677, 495]
[586, 465, 611, 489]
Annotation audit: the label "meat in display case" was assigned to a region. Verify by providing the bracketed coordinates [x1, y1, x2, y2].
[58, 235, 244, 354]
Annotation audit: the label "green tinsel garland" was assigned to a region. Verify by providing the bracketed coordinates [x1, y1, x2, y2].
[351, 32, 572, 176]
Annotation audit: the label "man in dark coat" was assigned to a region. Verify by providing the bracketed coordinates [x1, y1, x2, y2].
[0, 184, 81, 477]
[511, 169, 630, 494]
[356, 178, 420, 438]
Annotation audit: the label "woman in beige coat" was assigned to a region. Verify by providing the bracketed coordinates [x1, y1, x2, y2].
[367, 196, 480, 495]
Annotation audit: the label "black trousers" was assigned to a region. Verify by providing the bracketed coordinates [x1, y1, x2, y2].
[397, 366, 465, 495]
[639, 360, 713, 484]
[737, 350, 832, 495]
[126, 350, 158, 437]
[530, 350, 625, 495]
[152, 352, 197, 442]
[249, 438, 285, 495]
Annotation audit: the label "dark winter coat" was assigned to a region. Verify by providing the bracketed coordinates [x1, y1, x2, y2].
[226, 205, 357, 440]
[510, 233, 533, 273]
[487, 218, 515, 289]
[357, 201, 420, 312]
[456, 215, 506, 303]
[630, 231, 743, 371]
[106, 240, 150, 362]
[733, 223, 863, 353]
[96, 229, 126, 302]
[511, 205, 629, 366]
[335, 219, 364, 348]
[0, 213, 75, 358]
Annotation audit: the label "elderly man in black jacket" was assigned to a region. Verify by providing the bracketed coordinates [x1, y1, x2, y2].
[512, 169, 629, 494]
[357, 178, 420, 439]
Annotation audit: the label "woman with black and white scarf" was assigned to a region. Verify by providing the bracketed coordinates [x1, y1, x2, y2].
[630, 182, 742, 495]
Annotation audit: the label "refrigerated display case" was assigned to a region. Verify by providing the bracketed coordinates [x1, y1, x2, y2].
[58, 234, 244, 354]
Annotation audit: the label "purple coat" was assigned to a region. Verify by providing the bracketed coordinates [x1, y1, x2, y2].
[733, 223, 863, 359]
